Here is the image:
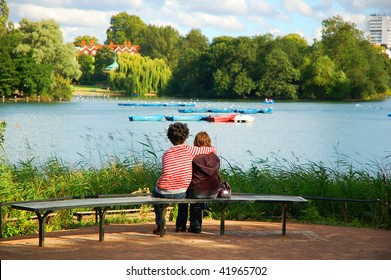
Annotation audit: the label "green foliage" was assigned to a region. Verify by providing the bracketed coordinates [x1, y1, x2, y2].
[77, 54, 95, 84]
[105, 13, 146, 45]
[0, 133, 390, 238]
[139, 24, 182, 69]
[74, 35, 99, 45]
[0, 17, 80, 99]
[0, 120, 6, 158]
[258, 49, 300, 99]
[320, 15, 391, 100]
[16, 54, 54, 95]
[0, 0, 9, 35]
[0, 30, 21, 96]
[110, 53, 171, 96]
[2, 9, 390, 101]
[93, 47, 115, 84]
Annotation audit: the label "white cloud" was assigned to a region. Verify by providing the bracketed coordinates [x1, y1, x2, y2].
[11, 4, 110, 29]
[7, 0, 389, 44]
[174, 12, 245, 33]
[171, 0, 249, 15]
[338, 0, 391, 13]
[283, 0, 313, 16]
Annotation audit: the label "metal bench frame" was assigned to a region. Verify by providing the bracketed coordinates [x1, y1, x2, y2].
[9, 194, 307, 247]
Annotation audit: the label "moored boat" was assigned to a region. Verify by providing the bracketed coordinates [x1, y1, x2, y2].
[235, 109, 261, 114]
[388, 113, 391, 117]
[206, 114, 238, 122]
[129, 115, 165, 121]
[178, 108, 208, 113]
[264, 98, 274, 104]
[118, 103, 143, 106]
[165, 115, 207, 121]
[259, 108, 273, 114]
[234, 115, 255, 123]
[179, 103, 196, 107]
[119, 102, 195, 107]
[208, 108, 233, 113]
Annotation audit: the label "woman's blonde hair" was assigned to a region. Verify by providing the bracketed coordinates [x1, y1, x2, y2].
[193, 131, 211, 147]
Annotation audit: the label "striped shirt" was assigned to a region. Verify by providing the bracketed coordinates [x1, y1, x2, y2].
[156, 144, 217, 195]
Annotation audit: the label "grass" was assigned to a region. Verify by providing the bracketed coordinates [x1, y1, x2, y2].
[0, 132, 390, 238]
[71, 84, 123, 96]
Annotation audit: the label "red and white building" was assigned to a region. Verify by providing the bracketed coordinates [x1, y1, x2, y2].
[75, 40, 140, 56]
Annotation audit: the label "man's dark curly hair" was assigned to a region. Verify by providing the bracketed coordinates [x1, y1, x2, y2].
[167, 122, 189, 145]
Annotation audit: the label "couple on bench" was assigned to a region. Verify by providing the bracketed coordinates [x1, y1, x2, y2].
[151, 122, 222, 234]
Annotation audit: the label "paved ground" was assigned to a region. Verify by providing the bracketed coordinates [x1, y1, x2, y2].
[0, 220, 390, 260]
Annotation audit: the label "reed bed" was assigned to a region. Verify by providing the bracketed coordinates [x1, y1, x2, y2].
[0, 134, 390, 238]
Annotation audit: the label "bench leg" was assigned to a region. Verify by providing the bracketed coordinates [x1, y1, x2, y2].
[282, 204, 287, 237]
[36, 211, 53, 247]
[220, 203, 228, 235]
[97, 208, 107, 241]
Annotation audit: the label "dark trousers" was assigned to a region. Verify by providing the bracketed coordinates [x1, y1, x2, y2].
[176, 202, 204, 230]
[176, 192, 212, 230]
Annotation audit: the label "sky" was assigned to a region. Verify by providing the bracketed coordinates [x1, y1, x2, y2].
[7, 0, 391, 44]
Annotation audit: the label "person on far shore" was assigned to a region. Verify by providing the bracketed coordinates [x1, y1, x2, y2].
[151, 123, 216, 234]
[176, 131, 221, 233]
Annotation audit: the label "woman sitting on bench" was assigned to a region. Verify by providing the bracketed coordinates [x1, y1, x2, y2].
[151, 123, 216, 234]
[176, 131, 221, 233]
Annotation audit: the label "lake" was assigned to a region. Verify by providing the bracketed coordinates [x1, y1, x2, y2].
[1, 97, 390, 171]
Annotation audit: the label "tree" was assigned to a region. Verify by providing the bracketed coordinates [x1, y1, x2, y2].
[16, 54, 54, 95]
[15, 19, 81, 99]
[183, 29, 209, 51]
[273, 34, 308, 69]
[139, 25, 182, 69]
[105, 13, 146, 45]
[94, 47, 115, 84]
[74, 35, 99, 45]
[163, 29, 212, 98]
[110, 53, 171, 96]
[321, 16, 372, 99]
[77, 54, 95, 84]
[0, 0, 8, 35]
[0, 31, 20, 96]
[258, 49, 300, 99]
[302, 53, 350, 99]
[208, 36, 259, 98]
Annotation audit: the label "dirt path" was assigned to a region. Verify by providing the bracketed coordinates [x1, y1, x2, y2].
[0, 220, 390, 260]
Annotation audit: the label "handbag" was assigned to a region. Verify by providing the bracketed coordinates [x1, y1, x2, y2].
[218, 181, 232, 198]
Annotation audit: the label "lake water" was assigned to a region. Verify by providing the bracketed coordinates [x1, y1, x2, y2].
[1, 97, 391, 171]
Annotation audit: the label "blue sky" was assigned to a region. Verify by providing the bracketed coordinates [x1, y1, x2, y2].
[7, 0, 391, 44]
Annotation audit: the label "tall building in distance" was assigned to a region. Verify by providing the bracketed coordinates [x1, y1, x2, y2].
[367, 14, 391, 49]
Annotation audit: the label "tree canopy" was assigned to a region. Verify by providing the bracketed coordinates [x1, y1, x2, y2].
[1, 7, 390, 101]
[0, 16, 81, 100]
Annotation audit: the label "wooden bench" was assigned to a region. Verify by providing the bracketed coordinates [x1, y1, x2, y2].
[9, 193, 307, 247]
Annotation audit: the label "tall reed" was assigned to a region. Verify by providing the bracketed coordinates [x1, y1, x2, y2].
[0, 134, 390, 238]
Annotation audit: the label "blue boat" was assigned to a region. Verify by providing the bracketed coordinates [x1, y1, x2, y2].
[129, 115, 165, 121]
[165, 115, 206, 121]
[118, 103, 143, 106]
[142, 103, 165, 107]
[179, 103, 196, 107]
[264, 98, 274, 104]
[236, 109, 261, 114]
[208, 108, 233, 113]
[178, 108, 208, 113]
[388, 113, 391, 117]
[164, 103, 182, 107]
[260, 108, 273, 114]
